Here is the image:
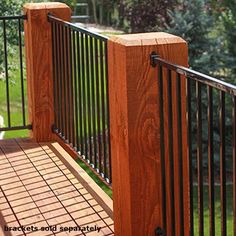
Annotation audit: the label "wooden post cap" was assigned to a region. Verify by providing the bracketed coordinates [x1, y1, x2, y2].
[24, 2, 70, 10]
[109, 32, 188, 65]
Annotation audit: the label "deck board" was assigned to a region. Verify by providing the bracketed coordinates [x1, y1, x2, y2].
[0, 139, 114, 236]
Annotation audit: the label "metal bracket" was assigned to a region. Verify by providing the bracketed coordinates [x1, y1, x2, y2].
[51, 124, 56, 133]
[150, 51, 159, 68]
[47, 13, 54, 22]
[22, 15, 27, 20]
[155, 227, 165, 236]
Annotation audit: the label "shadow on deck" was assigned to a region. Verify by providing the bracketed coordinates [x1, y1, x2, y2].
[0, 138, 114, 236]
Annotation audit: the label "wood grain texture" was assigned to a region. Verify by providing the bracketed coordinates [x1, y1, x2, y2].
[24, 3, 71, 142]
[108, 32, 188, 236]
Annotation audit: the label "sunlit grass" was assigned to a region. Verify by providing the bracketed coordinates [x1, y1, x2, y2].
[76, 158, 112, 198]
[0, 46, 28, 139]
[193, 185, 233, 235]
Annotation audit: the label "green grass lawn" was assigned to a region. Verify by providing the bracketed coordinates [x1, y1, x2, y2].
[76, 158, 112, 198]
[193, 184, 233, 235]
[0, 72, 27, 135]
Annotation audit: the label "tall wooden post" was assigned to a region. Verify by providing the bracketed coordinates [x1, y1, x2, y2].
[108, 33, 189, 236]
[24, 3, 71, 142]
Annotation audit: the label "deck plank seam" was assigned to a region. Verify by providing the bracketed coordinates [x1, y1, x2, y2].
[1, 191, 94, 210]
[1, 172, 78, 192]
[0, 161, 64, 174]
[0, 169, 49, 182]
[0, 200, 98, 218]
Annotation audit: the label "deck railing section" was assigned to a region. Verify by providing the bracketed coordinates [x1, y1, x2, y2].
[5, 2, 235, 235]
[49, 15, 112, 185]
[151, 53, 236, 236]
[0, 15, 31, 132]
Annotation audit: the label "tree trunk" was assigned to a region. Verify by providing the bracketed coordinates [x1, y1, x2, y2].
[92, 0, 97, 24]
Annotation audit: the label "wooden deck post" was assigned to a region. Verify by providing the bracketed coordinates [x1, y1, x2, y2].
[108, 33, 189, 236]
[24, 3, 71, 142]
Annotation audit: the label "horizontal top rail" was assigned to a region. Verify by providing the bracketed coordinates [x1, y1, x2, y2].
[48, 14, 108, 41]
[0, 125, 32, 132]
[0, 15, 27, 20]
[151, 53, 236, 96]
[71, 15, 90, 19]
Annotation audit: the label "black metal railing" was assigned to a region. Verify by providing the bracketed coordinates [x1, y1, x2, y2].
[151, 53, 236, 236]
[49, 15, 112, 185]
[0, 15, 31, 132]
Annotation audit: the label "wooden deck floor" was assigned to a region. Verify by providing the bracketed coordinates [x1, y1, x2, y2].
[0, 138, 114, 236]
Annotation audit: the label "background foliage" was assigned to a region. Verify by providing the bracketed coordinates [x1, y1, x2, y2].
[118, 0, 177, 33]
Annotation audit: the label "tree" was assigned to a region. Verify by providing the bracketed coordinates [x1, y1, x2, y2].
[57, 0, 77, 10]
[0, 0, 26, 73]
[121, 0, 177, 33]
[219, 0, 236, 79]
[0, 0, 51, 72]
[166, 0, 233, 173]
[0, 0, 24, 15]
[89, 0, 117, 25]
[167, 0, 227, 74]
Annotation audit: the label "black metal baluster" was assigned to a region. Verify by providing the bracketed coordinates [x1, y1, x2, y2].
[233, 95, 236, 236]
[53, 22, 60, 133]
[167, 69, 175, 236]
[3, 19, 11, 127]
[51, 21, 56, 131]
[58, 23, 63, 135]
[18, 18, 26, 126]
[90, 37, 97, 167]
[77, 32, 84, 155]
[81, 33, 88, 158]
[100, 41, 107, 178]
[176, 73, 184, 236]
[104, 41, 111, 183]
[85, 34, 92, 163]
[220, 91, 226, 236]
[65, 26, 71, 144]
[55, 23, 61, 133]
[158, 64, 166, 232]
[187, 79, 194, 236]
[196, 81, 204, 236]
[62, 25, 67, 139]
[72, 30, 79, 151]
[95, 38, 102, 173]
[208, 86, 215, 236]
[69, 27, 75, 146]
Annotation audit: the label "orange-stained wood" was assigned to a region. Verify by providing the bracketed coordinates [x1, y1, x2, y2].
[108, 32, 189, 236]
[24, 3, 71, 142]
